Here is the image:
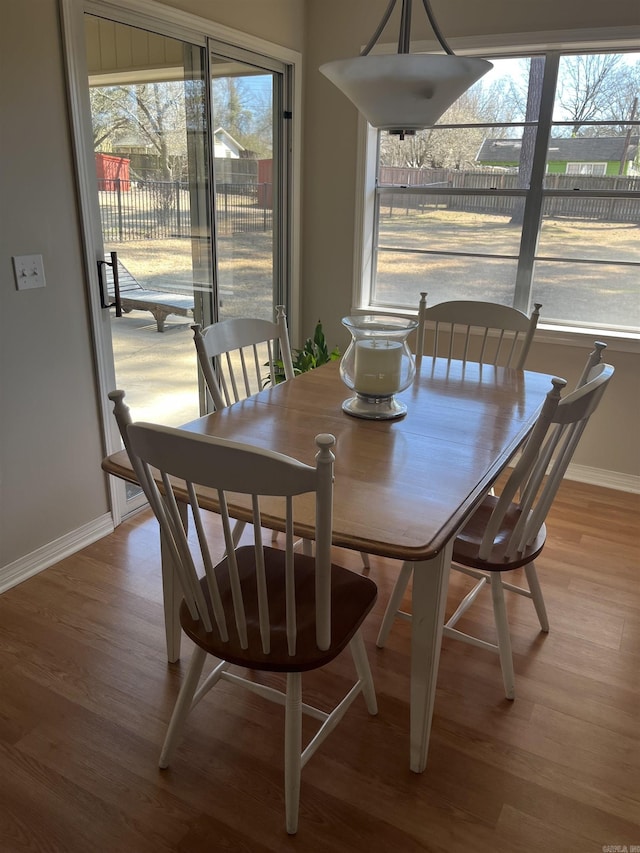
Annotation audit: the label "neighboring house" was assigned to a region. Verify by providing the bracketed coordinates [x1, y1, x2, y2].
[112, 128, 245, 159]
[214, 127, 245, 158]
[476, 135, 639, 176]
[213, 128, 259, 184]
[113, 128, 245, 159]
[108, 127, 247, 180]
[111, 133, 152, 156]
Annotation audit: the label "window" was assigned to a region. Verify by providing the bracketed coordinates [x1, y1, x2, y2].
[566, 162, 607, 176]
[362, 49, 640, 333]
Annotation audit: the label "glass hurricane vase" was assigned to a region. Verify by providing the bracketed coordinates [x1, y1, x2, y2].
[340, 315, 418, 420]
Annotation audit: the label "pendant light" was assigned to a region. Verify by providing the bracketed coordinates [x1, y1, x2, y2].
[319, 0, 492, 138]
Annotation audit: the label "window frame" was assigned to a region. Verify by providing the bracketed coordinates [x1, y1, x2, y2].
[353, 33, 640, 341]
[565, 162, 608, 176]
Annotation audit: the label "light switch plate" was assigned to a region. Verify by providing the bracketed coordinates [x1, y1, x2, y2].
[13, 254, 46, 290]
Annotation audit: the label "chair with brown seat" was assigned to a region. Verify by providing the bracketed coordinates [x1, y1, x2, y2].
[376, 354, 614, 699]
[414, 292, 542, 370]
[126, 422, 378, 834]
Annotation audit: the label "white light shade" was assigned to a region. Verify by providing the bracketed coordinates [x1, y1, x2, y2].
[319, 53, 492, 132]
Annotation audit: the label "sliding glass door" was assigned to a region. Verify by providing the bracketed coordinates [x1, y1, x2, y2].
[86, 14, 213, 430]
[209, 43, 290, 324]
[68, 5, 296, 519]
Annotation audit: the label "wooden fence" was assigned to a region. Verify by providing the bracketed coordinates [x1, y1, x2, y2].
[378, 167, 640, 223]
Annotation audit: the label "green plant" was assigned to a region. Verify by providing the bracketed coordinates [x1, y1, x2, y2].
[265, 320, 340, 385]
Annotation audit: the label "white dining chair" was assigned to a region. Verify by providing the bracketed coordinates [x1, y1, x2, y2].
[191, 307, 295, 548]
[191, 306, 294, 410]
[108, 389, 154, 496]
[109, 385, 261, 588]
[576, 339, 607, 387]
[192, 310, 371, 569]
[126, 422, 378, 834]
[376, 353, 615, 699]
[412, 293, 543, 503]
[414, 293, 542, 370]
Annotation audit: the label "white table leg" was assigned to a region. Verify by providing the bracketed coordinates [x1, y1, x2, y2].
[159, 501, 187, 663]
[409, 539, 453, 772]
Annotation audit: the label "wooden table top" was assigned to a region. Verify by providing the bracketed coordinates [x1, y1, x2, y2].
[102, 358, 554, 563]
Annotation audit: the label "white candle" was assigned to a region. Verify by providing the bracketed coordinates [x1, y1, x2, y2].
[354, 340, 402, 395]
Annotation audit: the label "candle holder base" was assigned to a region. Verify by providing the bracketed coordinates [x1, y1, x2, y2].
[342, 393, 408, 420]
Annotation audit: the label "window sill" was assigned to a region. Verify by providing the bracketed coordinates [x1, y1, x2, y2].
[357, 304, 640, 353]
[535, 324, 640, 354]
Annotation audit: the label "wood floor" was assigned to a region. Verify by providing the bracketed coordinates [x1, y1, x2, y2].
[1, 480, 638, 852]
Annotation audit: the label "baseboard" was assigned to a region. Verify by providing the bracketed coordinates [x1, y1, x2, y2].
[564, 463, 640, 494]
[0, 514, 114, 595]
[504, 458, 639, 494]
[0, 462, 636, 596]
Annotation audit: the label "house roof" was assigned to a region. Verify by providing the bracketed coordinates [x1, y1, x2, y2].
[477, 135, 639, 163]
[213, 127, 245, 153]
[112, 133, 152, 150]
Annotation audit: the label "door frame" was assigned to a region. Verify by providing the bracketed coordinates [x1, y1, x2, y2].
[60, 0, 302, 525]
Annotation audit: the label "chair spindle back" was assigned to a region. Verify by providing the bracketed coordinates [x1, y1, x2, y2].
[577, 340, 607, 388]
[192, 306, 294, 410]
[415, 293, 542, 370]
[478, 363, 614, 563]
[126, 424, 337, 655]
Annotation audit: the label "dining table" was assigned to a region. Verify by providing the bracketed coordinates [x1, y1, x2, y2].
[102, 356, 554, 773]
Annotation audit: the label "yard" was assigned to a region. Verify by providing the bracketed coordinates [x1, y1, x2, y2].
[107, 231, 276, 426]
[106, 209, 638, 425]
[375, 209, 639, 329]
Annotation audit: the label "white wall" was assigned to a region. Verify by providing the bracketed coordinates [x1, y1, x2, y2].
[302, 0, 640, 484]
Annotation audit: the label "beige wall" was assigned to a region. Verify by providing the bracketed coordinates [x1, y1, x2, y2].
[0, 0, 637, 574]
[156, 0, 304, 49]
[1, 0, 107, 568]
[302, 0, 640, 479]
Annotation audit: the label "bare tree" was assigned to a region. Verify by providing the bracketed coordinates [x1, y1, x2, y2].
[89, 87, 131, 149]
[212, 75, 273, 158]
[510, 56, 545, 224]
[555, 53, 636, 134]
[129, 82, 186, 179]
[92, 73, 274, 179]
[90, 81, 188, 180]
[379, 76, 517, 170]
[606, 59, 640, 127]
